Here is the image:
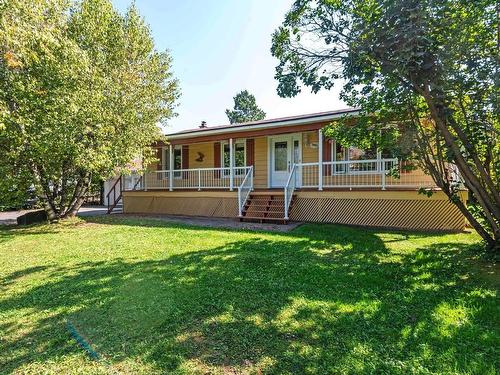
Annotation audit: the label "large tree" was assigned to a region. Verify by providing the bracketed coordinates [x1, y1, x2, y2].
[272, 0, 499, 250]
[225, 90, 266, 124]
[0, 0, 179, 220]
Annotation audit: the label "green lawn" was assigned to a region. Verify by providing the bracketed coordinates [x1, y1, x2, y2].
[0, 216, 498, 374]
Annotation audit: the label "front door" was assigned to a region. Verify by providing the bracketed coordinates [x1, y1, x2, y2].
[270, 134, 302, 188]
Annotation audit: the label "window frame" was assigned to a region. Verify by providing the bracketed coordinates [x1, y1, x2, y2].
[164, 145, 183, 179]
[330, 141, 383, 175]
[221, 139, 246, 177]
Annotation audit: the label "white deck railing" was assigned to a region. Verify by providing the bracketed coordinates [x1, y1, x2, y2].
[297, 158, 439, 189]
[284, 164, 297, 220]
[124, 159, 445, 194]
[141, 167, 251, 191]
[238, 166, 254, 216]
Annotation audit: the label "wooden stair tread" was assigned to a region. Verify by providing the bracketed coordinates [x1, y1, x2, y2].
[244, 204, 286, 208]
[241, 216, 288, 223]
[249, 191, 285, 196]
[239, 192, 296, 224]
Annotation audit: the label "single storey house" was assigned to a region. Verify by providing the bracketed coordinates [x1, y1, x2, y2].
[109, 108, 467, 231]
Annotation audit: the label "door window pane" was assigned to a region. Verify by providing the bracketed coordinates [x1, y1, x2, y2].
[293, 140, 300, 164]
[274, 141, 288, 171]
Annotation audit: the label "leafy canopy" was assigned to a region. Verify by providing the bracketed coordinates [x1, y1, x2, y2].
[271, 0, 499, 249]
[0, 0, 179, 219]
[225, 90, 266, 124]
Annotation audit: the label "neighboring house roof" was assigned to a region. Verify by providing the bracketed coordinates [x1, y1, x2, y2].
[165, 108, 359, 141]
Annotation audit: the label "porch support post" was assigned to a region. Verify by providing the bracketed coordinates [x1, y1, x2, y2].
[229, 138, 234, 191]
[169, 144, 174, 191]
[318, 129, 323, 191]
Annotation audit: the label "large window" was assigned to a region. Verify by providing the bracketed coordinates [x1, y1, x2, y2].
[164, 145, 182, 178]
[330, 141, 385, 174]
[222, 140, 246, 176]
[332, 141, 348, 174]
[348, 145, 379, 172]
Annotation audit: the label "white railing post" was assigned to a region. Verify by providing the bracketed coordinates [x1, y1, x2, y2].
[229, 138, 234, 191]
[251, 166, 254, 190]
[143, 172, 147, 191]
[198, 169, 201, 191]
[318, 129, 323, 191]
[237, 166, 253, 217]
[381, 159, 386, 190]
[238, 188, 242, 216]
[284, 164, 296, 220]
[169, 144, 174, 191]
[284, 190, 288, 219]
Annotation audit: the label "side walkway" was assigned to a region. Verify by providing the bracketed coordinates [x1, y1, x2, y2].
[0, 208, 302, 232]
[111, 214, 303, 232]
[0, 206, 108, 226]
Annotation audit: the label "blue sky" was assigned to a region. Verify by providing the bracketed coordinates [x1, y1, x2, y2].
[112, 0, 346, 132]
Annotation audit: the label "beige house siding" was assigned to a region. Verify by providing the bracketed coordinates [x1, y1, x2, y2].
[302, 131, 319, 164]
[254, 136, 268, 188]
[188, 142, 214, 169]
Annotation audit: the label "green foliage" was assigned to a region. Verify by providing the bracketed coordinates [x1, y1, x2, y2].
[1, 217, 496, 373]
[272, 0, 499, 248]
[225, 89, 266, 124]
[0, 0, 179, 218]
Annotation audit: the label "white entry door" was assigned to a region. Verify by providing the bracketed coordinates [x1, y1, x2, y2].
[270, 134, 302, 188]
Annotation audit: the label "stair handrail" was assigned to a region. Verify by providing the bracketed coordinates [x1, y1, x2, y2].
[132, 174, 143, 190]
[237, 166, 253, 217]
[284, 164, 297, 220]
[106, 176, 122, 214]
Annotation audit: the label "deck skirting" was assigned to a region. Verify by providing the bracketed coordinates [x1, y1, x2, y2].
[123, 191, 238, 218]
[291, 191, 466, 231]
[122, 190, 467, 231]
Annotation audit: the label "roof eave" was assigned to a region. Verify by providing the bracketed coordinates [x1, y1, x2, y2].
[166, 109, 360, 141]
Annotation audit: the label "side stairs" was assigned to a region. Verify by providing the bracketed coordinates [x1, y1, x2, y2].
[240, 192, 295, 224]
[109, 200, 123, 214]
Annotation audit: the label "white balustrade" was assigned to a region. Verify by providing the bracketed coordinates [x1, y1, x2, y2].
[135, 167, 251, 191]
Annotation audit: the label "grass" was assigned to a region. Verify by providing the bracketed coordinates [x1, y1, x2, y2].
[0, 216, 498, 374]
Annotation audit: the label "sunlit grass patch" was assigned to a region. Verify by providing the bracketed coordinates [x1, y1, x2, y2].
[0, 216, 497, 374]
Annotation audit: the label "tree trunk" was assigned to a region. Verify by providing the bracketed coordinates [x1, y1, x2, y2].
[421, 89, 499, 248]
[63, 173, 92, 218]
[428, 167, 497, 250]
[64, 193, 87, 218]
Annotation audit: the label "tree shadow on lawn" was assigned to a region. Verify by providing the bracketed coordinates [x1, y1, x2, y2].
[0, 221, 497, 374]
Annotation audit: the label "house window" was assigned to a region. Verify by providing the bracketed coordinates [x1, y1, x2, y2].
[161, 147, 168, 170]
[348, 145, 379, 172]
[331, 141, 348, 174]
[165, 145, 183, 178]
[330, 141, 383, 174]
[222, 140, 246, 176]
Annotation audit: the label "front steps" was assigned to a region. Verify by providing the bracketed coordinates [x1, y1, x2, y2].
[240, 192, 295, 224]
